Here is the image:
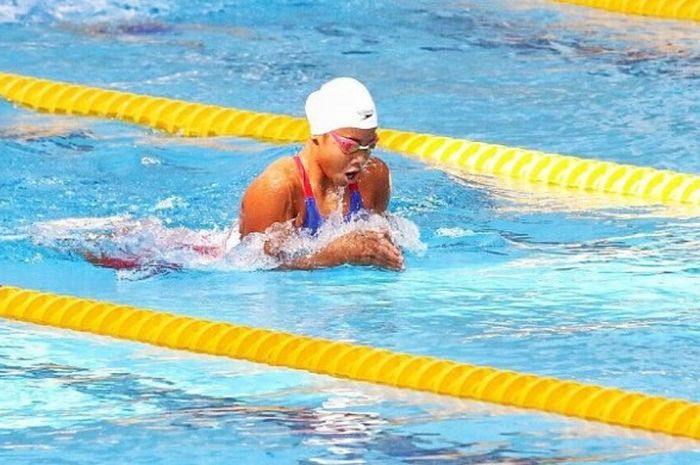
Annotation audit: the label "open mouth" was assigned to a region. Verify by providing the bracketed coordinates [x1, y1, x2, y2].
[345, 170, 359, 182]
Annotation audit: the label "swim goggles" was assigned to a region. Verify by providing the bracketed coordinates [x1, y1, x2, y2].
[330, 131, 379, 155]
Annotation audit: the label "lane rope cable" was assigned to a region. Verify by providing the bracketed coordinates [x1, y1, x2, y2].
[2, 71, 700, 207]
[0, 285, 698, 441]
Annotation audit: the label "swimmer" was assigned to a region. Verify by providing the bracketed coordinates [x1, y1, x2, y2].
[239, 77, 404, 271]
[33, 78, 404, 274]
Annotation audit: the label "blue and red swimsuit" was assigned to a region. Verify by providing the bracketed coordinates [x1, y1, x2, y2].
[293, 155, 364, 235]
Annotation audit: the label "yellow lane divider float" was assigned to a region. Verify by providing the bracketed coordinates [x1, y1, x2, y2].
[554, 0, 700, 22]
[2, 71, 700, 206]
[1, 285, 699, 440]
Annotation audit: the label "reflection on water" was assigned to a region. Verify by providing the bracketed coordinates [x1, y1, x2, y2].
[0, 119, 95, 153]
[428, 1, 700, 79]
[0, 353, 685, 464]
[3, 1, 700, 463]
[450, 171, 700, 218]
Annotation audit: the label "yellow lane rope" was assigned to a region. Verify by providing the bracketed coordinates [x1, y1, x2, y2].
[554, 0, 700, 22]
[2, 71, 700, 206]
[1, 285, 698, 440]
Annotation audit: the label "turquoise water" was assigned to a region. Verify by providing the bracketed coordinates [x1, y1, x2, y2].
[2, 0, 700, 463]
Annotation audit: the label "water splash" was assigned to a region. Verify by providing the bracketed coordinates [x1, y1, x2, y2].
[30, 212, 425, 278]
[0, 0, 172, 24]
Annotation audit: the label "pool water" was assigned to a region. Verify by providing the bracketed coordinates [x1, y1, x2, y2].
[2, 0, 700, 463]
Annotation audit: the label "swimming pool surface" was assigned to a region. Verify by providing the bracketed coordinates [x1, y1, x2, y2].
[2, 0, 700, 463]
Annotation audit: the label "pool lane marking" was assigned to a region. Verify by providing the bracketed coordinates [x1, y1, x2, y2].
[0, 285, 698, 441]
[2, 71, 700, 207]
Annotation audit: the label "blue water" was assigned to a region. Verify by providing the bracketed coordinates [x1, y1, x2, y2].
[2, 0, 700, 463]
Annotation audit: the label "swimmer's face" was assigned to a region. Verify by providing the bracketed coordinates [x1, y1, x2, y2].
[317, 127, 376, 187]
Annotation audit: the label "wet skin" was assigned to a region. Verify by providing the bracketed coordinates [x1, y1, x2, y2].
[239, 127, 404, 271]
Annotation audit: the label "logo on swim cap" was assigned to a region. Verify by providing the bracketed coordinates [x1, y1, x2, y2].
[357, 110, 374, 120]
[358, 109, 374, 120]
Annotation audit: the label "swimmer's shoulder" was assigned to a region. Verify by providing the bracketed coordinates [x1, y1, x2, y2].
[240, 156, 302, 235]
[359, 156, 390, 189]
[247, 156, 300, 193]
[242, 156, 304, 218]
[365, 156, 389, 179]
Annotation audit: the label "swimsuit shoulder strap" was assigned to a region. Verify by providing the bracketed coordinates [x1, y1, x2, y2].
[293, 155, 323, 233]
[293, 155, 364, 229]
[293, 155, 314, 199]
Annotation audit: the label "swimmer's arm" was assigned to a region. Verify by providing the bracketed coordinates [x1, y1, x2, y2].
[257, 220, 402, 270]
[279, 229, 404, 271]
[362, 157, 391, 214]
[245, 211, 403, 271]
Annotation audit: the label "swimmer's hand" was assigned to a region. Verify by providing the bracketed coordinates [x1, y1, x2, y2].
[329, 230, 404, 271]
[281, 230, 404, 271]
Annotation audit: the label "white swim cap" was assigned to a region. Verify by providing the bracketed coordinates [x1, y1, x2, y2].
[304, 77, 378, 135]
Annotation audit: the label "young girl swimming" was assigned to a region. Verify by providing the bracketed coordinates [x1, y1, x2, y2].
[34, 78, 405, 274]
[239, 77, 403, 271]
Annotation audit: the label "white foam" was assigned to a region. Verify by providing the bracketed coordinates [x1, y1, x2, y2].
[0, 0, 171, 24]
[30, 212, 425, 276]
[140, 156, 162, 166]
[152, 196, 188, 211]
[436, 227, 475, 238]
